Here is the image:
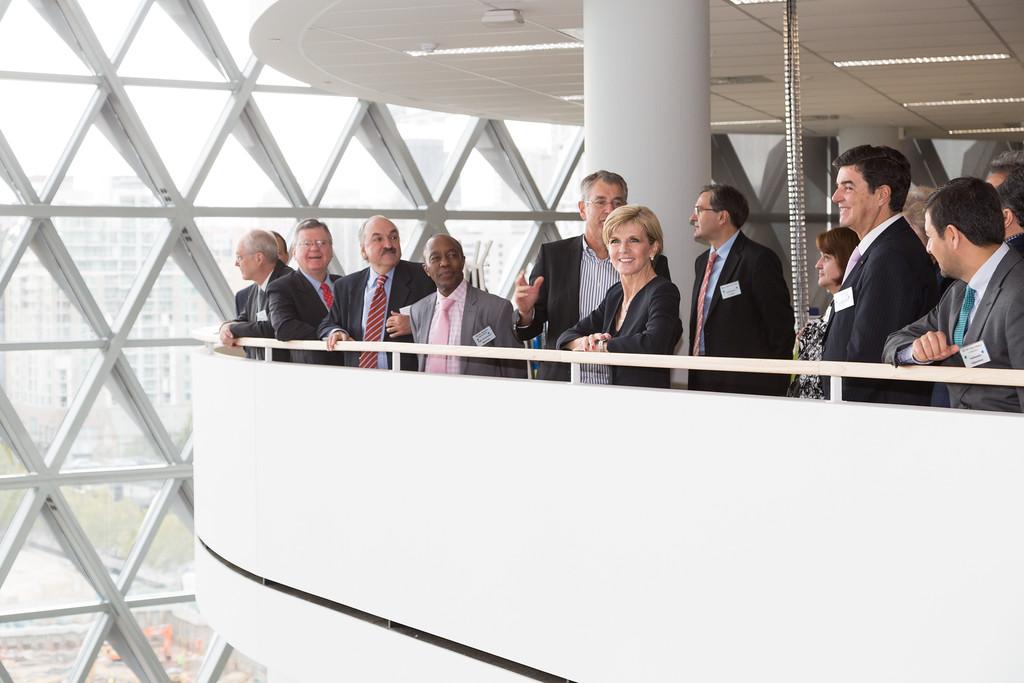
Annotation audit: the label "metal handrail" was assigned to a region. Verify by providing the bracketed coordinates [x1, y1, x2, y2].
[193, 327, 1024, 402]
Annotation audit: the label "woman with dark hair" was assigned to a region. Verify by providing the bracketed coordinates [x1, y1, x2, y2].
[787, 227, 860, 399]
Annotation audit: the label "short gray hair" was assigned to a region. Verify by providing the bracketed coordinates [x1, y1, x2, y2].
[580, 170, 628, 202]
[240, 229, 279, 261]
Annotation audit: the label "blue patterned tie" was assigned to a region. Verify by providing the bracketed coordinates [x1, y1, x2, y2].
[952, 286, 975, 346]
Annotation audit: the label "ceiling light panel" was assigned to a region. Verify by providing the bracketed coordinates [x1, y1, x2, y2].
[710, 119, 781, 126]
[905, 97, 1024, 107]
[834, 53, 1010, 68]
[406, 42, 583, 57]
[949, 126, 1024, 135]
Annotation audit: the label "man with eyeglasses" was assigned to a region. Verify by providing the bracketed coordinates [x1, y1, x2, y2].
[687, 183, 794, 396]
[512, 170, 671, 382]
[219, 229, 294, 361]
[235, 230, 289, 317]
[266, 219, 342, 365]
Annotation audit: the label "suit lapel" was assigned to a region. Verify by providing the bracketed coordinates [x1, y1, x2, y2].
[390, 262, 411, 313]
[964, 253, 1017, 345]
[460, 286, 478, 344]
[459, 286, 479, 373]
[605, 285, 625, 334]
[418, 293, 437, 341]
[567, 237, 583, 321]
[947, 282, 963, 337]
[247, 286, 259, 321]
[349, 268, 368, 339]
[706, 231, 745, 321]
[691, 252, 708, 314]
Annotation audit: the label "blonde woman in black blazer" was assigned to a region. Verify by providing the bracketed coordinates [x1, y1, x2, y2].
[556, 205, 682, 388]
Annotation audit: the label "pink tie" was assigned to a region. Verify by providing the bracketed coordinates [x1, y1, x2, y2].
[425, 297, 456, 374]
[692, 250, 718, 356]
[842, 247, 862, 284]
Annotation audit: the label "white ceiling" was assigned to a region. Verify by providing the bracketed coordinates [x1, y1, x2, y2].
[251, 0, 1024, 138]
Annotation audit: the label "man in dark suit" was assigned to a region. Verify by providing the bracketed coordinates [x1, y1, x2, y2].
[821, 145, 939, 405]
[884, 177, 1024, 412]
[267, 219, 341, 365]
[512, 170, 670, 383]
[996, 167, 1024, 255]
[317, 215, 434, 370]
[687, 183, 794, 396]
[235, 230, 289, 316]
[219, 229, 293, 361]
[410, 235, 525, 378]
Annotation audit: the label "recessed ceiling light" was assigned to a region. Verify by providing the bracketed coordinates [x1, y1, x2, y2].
[834, 53, 1010, 68]
[729, 0, 784, 4]
[949, 126, 1024, 135]
[904, 96, 1024, 107]
[710, 119, 781, 126]
[406, 42, 582, 57]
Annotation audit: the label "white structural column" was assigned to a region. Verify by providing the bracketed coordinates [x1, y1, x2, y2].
[838, 126, 901, 153]
[583, 0, 710, 321]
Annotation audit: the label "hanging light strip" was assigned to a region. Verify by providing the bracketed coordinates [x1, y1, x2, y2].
[784, 0, 808, 328]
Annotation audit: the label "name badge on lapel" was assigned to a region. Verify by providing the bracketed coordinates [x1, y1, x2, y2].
[472, 326, 496, 346]
[256, 309, 269, 322]
[833, 288, 854, 312]
[720, 281, 741, 299]
[959, 340, 991, 368]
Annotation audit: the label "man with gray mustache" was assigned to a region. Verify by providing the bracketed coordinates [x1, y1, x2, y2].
[317, 215, 435, 370]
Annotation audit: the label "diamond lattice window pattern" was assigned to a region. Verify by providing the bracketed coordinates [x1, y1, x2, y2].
[0, 0, 582, 679]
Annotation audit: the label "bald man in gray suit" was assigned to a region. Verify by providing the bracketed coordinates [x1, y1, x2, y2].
[410, 234, 525, 378]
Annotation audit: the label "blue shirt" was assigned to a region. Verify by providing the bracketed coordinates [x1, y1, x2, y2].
[699, 230, 740, 355]
[362, 268, 394, 369]
[300, 270, 331, 308]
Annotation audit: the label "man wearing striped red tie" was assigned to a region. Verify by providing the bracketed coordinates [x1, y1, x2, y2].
[318, 215, 434, 370]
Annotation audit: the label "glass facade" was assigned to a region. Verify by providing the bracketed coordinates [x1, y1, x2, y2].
[0, 1, 583, 680]
[0, 2, 1011, 681]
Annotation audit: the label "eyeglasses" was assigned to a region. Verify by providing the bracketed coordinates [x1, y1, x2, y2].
[586, 198, 627, 209]
[693, 205, 718, 215]
[296, 239, 332, 248]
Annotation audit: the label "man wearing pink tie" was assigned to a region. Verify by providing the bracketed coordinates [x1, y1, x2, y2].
[410, 235, 525, 378]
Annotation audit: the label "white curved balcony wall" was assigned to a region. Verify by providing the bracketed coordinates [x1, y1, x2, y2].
[194, 348, 1024, 682]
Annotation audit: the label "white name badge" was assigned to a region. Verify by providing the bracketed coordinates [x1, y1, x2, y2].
[256, 309, 269, 322]
[833, 288, 855, 312]
[720, 281, 742, 299]
[959, 340, 991, 368]
[472, 326, 496, 346]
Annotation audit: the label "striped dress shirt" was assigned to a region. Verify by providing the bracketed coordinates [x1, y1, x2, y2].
[578, 236, 619, 384]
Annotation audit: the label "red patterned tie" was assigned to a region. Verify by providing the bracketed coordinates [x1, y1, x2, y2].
[359, 274, 388, 369]
[692, 250, 718, 356]
[320, 281, 333, 308]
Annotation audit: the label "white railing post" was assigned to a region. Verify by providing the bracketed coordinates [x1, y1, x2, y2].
[264, 345, 273, 362]
[829, 375, 843, 402]
[570, 362, 581, 384]
[392, 351, 402, 372]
